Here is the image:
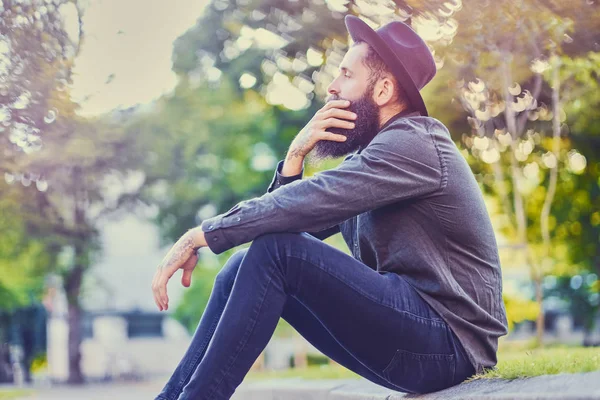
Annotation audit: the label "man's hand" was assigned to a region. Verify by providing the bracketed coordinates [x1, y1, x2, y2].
[151, 227, 207, 311]
[287, 99, 356, 161]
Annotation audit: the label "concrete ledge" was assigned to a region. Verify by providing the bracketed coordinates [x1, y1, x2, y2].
[232, 371, 600, 399]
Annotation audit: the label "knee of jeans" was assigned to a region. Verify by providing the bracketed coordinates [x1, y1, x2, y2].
[215, 248, 248, 286]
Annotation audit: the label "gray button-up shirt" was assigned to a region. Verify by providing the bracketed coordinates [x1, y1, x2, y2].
[200, 111, 509, 374]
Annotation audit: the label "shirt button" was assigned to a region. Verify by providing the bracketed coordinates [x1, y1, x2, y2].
[235, 217, 241, 221]
[213, 237, 218, 241]
[207, 225, 214, 230]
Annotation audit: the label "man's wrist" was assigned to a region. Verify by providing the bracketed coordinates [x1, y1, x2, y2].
[281, 155, 304, 178]
[189, 227, 207, 249]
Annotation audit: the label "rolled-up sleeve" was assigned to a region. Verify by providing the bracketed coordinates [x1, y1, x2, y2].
[200, 124, 445, 254]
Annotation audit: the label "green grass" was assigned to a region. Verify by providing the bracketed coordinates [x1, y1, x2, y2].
[0, 390, 33, 400]
[247, 343, 600, 382]
[467, 342, 600, 381]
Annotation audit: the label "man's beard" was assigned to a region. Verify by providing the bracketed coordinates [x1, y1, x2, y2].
[306, 87, 381, 167]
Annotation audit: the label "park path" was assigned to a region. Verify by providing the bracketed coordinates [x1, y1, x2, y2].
[7, 377, 168, 400]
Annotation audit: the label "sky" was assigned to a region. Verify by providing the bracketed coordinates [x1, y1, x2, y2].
[70, 0, 209, 116]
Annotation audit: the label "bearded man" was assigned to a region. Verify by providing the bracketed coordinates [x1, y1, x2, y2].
[152, 15, 508, 400]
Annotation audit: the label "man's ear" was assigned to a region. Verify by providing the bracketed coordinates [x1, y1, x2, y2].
[372, 77, 396, 107]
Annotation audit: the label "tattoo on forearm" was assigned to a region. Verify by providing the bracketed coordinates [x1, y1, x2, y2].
[288, 134, 309, 160]
[159, 235, 196, 270]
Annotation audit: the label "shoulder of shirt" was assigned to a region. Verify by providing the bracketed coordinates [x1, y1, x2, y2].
[370, 115, 446, 147]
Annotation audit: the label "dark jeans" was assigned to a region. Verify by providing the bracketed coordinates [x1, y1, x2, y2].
[155, 232, 475, 400]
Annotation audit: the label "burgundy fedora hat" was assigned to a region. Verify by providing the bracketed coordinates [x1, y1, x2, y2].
[344, 15, 436, 116]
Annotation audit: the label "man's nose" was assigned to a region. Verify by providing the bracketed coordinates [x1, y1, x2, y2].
[327, 78, 339, 97]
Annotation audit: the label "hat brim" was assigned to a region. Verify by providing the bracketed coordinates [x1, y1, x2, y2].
[344, 15, 428, 117]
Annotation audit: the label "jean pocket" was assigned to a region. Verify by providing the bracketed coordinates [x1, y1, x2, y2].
[382, 348, 455, 394]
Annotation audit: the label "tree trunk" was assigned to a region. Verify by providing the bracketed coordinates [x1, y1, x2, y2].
[65, 166, 87, 384]
[64, 265, 84, 384]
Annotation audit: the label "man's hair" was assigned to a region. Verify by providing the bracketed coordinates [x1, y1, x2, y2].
[352, 40, 409, 107]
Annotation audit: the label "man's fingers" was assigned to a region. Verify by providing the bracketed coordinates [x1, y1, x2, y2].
[151, 270, 162, 311]
[320, 108, 357, 122]
[323, 132, 349, 142]
[154, 291, 162, 311]
[321, 99, 350, 113]
[182, 253, 199, 269]
[154, 279, 165, 311]
[321, 117, 355, 130]
[182, 269, 193, 287]
[154, 270, 170, 311]
[180, 253, 198, 287]
[158, 281, 169, 310]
